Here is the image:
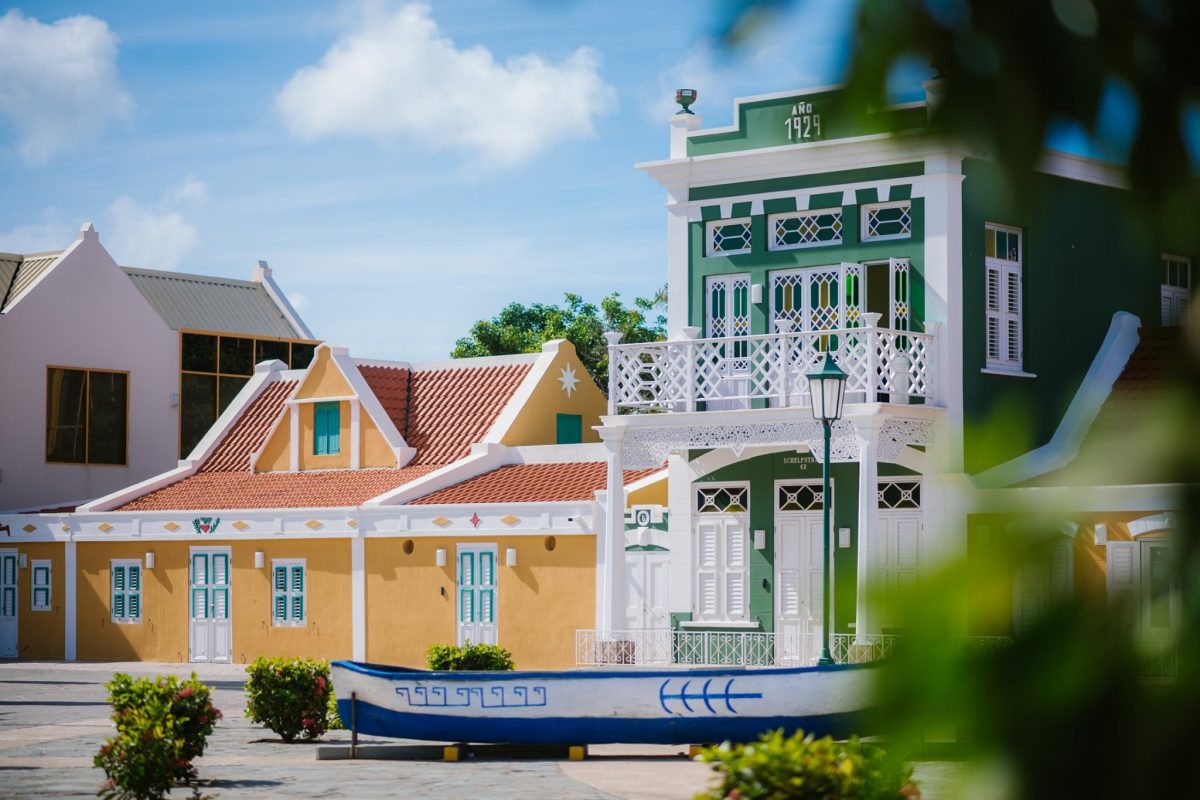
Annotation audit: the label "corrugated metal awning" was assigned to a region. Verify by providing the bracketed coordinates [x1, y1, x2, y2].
[122, 267, 305, 338]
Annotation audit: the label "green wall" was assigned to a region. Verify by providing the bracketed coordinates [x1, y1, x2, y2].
[679, 451, 916, 634]
[960, 157, 1199, 473]
[689, 185, 926, 337]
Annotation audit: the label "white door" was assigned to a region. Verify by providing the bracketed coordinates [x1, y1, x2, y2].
[877, 513, 921, 629]
[189, 549, 232, 663]
[0, 551, 16, 658]
[706, 274, 751, 408]
[457, 545, 497, 646]
[774, 514, 825, 665]
[625, 550, 669, 629]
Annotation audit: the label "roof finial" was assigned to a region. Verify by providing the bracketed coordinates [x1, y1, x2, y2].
[675, 88, 697, 115]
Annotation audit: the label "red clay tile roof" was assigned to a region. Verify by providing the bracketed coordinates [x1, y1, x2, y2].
[117, 465, 440, 510]
[201, 380, 296, 472]
[357, 362, 532, 465]
[357, 364, 410, 435]
[409, 463, 663, 505]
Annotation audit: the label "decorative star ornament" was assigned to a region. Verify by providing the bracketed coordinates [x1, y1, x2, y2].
[558, 364, 580, 397]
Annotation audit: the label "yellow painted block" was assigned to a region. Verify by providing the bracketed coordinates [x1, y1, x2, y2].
[232, 520, 249, 531]
[22, 524, 36, 533]
[568, 745, 587, 761]
[688, 744, 706, 758]
[443, 745, 460, 762]
[97, 522, 113, 533]
[163, 521, 181, 532]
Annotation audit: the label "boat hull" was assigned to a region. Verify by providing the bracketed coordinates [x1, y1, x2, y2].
[332, 660, 876, 745]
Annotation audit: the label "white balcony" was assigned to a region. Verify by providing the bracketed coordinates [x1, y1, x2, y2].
[606, 320, 938, 416]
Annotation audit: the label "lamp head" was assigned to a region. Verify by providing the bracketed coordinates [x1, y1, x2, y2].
[806, 351, 848, 422]
[675, 88, 697, 114]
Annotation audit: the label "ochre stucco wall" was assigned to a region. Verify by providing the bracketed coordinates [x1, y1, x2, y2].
[501, 344, 606, 446]
[365, 534, 595, 670]
[77, 540, 190, 662]
[361, 413, 397, 468]
[229, 539, 353, 663]
[15, 542, 65, 659]
[628, 477, 668, 507]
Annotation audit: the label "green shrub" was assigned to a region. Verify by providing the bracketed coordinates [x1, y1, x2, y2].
[426, 643, 515, 671]
[695, 729, 916, 800]
[94, 672, 221, 800]
[243, 657, 333, 742]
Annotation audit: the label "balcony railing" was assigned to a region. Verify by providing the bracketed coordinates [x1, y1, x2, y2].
[606, 321, 937, 415]
[576, 629, 1176, 679]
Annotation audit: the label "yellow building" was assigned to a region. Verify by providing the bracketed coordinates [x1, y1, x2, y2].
[0, 341, 664, 667]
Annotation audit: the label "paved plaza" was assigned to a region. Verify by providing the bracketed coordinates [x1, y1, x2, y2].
[0, 661, 962, 799]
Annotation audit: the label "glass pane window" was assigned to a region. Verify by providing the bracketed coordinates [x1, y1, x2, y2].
[290, 343, 316, 370]
[770, 209, 843, 250]
[180, 373, 217, 457]
[985, 224, 1024, 370]
[1163, 255, 1191, 288]
[182, 333, 218, 373]
[986, 227, 1021, 263]
[46, 368, 127, 465]
[862, 202, 912, 241]
[219, 337, 254, 376]
[218, 376, 249, 414]
[696, 485, 750, 513]
[707, 218, 753, 255]
[272, 561, 306, 626]
[255, 339, 290, 366]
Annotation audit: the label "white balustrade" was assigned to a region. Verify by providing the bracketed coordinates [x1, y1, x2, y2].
[607, 325, 936, 414]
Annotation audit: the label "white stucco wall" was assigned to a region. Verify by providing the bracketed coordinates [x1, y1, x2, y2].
[0, 226, 179, 510]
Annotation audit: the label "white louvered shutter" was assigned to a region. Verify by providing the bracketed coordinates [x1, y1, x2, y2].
[1014, 559, 1042, 632]
[778, 525, 801, 618]
[1048, 538, 1072, 605]
[696, 521, 720, 619]
[291, 566, 304, 622]
[273, 567, 288, 622]
[985, 265, 1002, 363]
[724, 522, 748, 620]
[1003, 266, 1022, 366]
[1106, 542, 1139, 605]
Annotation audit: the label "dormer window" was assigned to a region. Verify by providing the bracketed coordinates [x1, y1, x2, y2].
[313, 401, 341, 455]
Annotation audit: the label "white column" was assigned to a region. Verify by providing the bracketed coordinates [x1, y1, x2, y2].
[666, 113, 701, 339]
[854, 418, 883, 640]
[598, 426, 627, 633]
[64, 536, 76, 661]
[920, 154, 965, 474]
[351, 534, 366, 660]
[666, 453, 694, 617]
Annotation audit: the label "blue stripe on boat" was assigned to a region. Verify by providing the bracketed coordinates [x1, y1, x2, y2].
[337, 697, 870, 745]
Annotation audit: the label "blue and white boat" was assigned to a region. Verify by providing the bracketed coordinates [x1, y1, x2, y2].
[331, 660, 877, 745]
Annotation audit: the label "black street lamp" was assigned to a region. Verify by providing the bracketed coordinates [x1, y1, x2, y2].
[806, 352, 848, 666]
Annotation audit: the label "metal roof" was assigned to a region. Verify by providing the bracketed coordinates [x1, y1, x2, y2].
[0, 252, 63, 313]
[122, 267, 306, 339]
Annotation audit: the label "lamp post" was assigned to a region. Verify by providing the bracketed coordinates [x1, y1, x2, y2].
[806, 352, 848, 666]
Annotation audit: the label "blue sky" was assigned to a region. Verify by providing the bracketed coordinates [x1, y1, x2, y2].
[0, 1, 883, 360]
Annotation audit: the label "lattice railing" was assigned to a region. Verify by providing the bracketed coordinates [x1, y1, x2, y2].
[576, 630, 1177, 679]
[607, 324, 936, 414]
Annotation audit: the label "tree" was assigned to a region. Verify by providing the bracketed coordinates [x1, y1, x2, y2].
[452, 288, 666, 389]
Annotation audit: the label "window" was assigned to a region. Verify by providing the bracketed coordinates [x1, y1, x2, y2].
[111, 561, 141, 623]
[707, 218, 752, 255]
[31, 560, 51, 611]
[861, 201, 912, 241]
[984, 224, 1024, 370]
[46, 368, 127, 465]
[769, 209, 843, 250]
[555, 413, 582, 444]
[1161, 254, 1191, 327]
[313, 402, 341, 455]
[694, 485, 749, 622]
[179, 331, 319, 457]
[272, 560, 305, 626]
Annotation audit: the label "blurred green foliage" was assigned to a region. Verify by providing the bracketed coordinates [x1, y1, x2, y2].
[426, 643, 515, 671]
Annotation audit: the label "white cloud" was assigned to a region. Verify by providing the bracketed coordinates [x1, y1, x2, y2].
[276, 2, 616, 168]
[105, 178, 208, 269]
[0, 9, 132, 164]
[287, 292, 309, 313]
[0, 214, 75, 254]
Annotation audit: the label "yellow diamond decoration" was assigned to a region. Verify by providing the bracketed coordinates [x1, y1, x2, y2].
[98, 523, 114, 533]
[500, 515, 521, 526]
[163, 522, 180, 532]
[346, 519, 358, 528]
[61, 524, 70, 533]
[232, 520, 249, 531]
[305, 520, 322, 530]
[432, 516, 452, 528]
[22, 524, 37, 533]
